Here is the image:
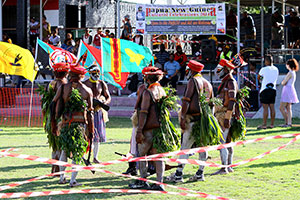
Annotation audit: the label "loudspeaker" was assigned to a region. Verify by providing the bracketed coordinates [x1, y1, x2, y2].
[201, 39, 216, 62]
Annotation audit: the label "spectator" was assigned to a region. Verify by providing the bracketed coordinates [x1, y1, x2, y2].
[220, 45, 233, 60]
[160, 54, 180, 88]
[82, 28, 93, 45]
[226, 9, 237, 37]
[3, 33, 12, 43]
[257, 55, 279, 129]
[29, 17, 39, 47]
[121, 15, 132, 40]
[41, 15, 51, 42]
[105, 30, 110, 38]
[133, 34, 144, 46]
[155, 44, 169, 70]
[62, 33, 75, 52]
[285, 9, 294, 47]
[72, 38, 81, 55]
[93, 28, 104, 49]
[271, 10, 284, 48]
[49, 28, 61, 47]
[241, 11, 256, 40]
[279, 59, 299, 127]
[154, 56, 162, 69]
[109, 33, 115, 38]
[174, 45, 187, 80]
[290, 11, 300, 44]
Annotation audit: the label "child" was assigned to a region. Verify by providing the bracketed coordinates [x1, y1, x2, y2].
[279, 58, 299, 127]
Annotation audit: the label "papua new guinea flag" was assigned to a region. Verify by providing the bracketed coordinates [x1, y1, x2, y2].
[77, 40, 131, 89]
[101, 38, 154, 89]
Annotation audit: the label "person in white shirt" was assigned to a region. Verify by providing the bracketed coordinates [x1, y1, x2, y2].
[257, 55, 279, 129]
[49, 28, 61, 47]
[82, 28, 92, 45]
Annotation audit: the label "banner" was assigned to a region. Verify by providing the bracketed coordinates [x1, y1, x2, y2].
[136, 3, 226, 35]
[0, 42, 37, 82]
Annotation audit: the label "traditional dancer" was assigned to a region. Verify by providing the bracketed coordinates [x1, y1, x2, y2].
[129, 66, 180, 191]
[83, 65, 111, 163]
[39, 62, 69, 175]
[212, 59, 238, 175]
[123, 83, 146, 176]
[167, 60, 220, 182]
[52, 64, 94, 187]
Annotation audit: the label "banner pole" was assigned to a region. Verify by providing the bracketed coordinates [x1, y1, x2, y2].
[27, 79, 34, 127]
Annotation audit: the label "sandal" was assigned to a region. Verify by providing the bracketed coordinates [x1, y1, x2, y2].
[58, 178, 67, 184]
[69, 181, 82, 187]
[267, 125, 274, 129]
[279, 124, 288, 128]
[257, 125, 267, 130]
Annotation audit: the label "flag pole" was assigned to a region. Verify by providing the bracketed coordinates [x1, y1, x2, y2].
[28, 74, 35, 127]
[100, 37, 104, 81]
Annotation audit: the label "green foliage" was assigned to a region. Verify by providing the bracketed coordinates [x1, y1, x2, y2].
[37, 84, 60, 151]
[152, 87, 181, 153]
[230, 86, 250, 141]
[59, 123, 88, 164]
[64, 88, 87, 114]
[191, 93, 223, 147]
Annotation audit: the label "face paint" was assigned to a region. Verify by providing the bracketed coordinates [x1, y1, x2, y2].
[215, 64, 226, 79]
[186, 68, 193, 80]
[90, 71, 100, 81]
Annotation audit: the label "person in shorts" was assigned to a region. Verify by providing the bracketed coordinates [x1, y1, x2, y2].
[257, 55, 279, 129]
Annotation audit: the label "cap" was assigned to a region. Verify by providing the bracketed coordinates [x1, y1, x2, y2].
[142, 66, 164, 75]
[187, 60, 204, 72]
[53, 62, 70, 72]
[70, 64, 87, 75]
[219, 59, 236, 70]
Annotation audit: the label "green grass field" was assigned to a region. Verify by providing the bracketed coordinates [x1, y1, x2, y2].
[1, 118, 300, 200]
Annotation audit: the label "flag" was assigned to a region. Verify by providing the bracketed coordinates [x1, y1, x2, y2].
[36, 38, 76, 69]
[77, 40, 129, 89]
[0, 42, 37, 82]
[101, 38, 154, 89]
[230, 53, 246, 67]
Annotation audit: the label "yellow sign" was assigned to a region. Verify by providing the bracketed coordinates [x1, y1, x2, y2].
[0, 42, 37, 82]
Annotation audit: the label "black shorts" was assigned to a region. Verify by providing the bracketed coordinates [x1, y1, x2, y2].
[260, 88, 276, 104]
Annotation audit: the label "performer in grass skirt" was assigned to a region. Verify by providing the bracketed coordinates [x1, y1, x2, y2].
[129, 66, 180, 191]
[84, 65, 111, 163]
[52, 64, 94, 187]
[39, 62, 69, 175]
[212, 59, 246, 175]
[167, 60, 222, 182]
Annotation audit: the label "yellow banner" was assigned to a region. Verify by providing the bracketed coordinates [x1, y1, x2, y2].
[0, 42, 37, 82]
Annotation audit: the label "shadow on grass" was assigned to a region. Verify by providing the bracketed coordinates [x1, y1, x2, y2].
[246, 128, 296, 136]
[247, 158, 300, 168]
[0, 145, 48, 149]
[0, 164, 49, 172]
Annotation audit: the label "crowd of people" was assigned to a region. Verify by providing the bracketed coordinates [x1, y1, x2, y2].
[41, 57, 248, 190]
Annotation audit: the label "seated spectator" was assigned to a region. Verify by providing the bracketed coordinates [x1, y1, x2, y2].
[62, 33, 75, 52]
[155, 44, 169, 70]
[271, 10, 284, 48]
[133, 34, 144, 46]
[105, 30, 110, 38]
[174, 45, 187, 80]
[154, 56, 162, 69]
[109, 33, 115, 38]
[241, 11, 256, 40]
[3, 33, 12, 44]
[49, 28, 61, 47]
[160, 54, 180, 89]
